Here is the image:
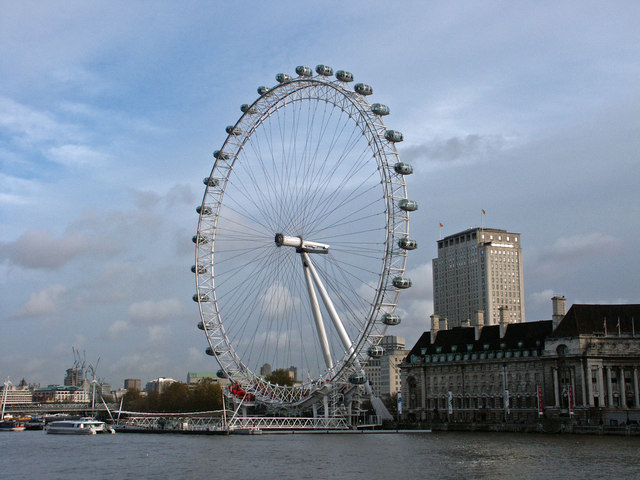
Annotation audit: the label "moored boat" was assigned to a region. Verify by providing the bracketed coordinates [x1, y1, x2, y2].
[0, 419, 26, 432]
[46, 417, 112, 435]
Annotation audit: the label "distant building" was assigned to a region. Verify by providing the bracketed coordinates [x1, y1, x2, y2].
[401, 302, 640, 425]
[33, 385, 89, 404]
[260, 364, 272, 376]
[0, 383, 32, 405]
[186, 372, 230, 387]
[124, 378, 141, 391]
[64, 367, 84, 387]
[365, 336, 408, 399]
[145, 377, 177, 394]
[433, 227, 525, 328]
[287, 366, 298, 382]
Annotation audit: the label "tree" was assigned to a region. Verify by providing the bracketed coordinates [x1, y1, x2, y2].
[265, 368, 295, 386]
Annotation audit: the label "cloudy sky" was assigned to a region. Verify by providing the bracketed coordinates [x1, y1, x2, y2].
[1, 1, 639, 389]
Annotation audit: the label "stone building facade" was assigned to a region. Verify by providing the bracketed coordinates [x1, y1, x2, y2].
[400, 304, 640, 425]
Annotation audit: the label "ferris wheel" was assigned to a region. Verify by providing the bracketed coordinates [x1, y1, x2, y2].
[193, 65, 417, 409]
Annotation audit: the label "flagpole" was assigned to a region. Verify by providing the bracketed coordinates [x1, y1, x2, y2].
[439, 222, 443, 240]
[603, 317, 607, 336]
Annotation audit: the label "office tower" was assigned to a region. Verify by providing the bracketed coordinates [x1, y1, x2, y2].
[432, 227, 525, 328]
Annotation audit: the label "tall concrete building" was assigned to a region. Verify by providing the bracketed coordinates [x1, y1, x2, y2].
[432, 227, 525, 328]
[365, 336, 409, 399]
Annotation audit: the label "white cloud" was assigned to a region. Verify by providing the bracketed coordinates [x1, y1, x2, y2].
[0, 230, 90, 269]
[15, 284, 67, 318]
[547, 232, 622, 259]
[47, 144, 110, 168]
[128, 298, 183, 325]
[260, 282, 300, 319]
[106, 320, 131, 341]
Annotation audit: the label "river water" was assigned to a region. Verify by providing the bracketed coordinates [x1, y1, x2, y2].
[2, 430, 639, 479]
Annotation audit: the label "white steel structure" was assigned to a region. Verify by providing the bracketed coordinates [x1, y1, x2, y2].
[193, 65, 417, 422]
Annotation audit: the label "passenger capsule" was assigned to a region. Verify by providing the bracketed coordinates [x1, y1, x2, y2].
[197, 321, 214, 330]
[371, 103, 390, 116]
[196, 205, 212, 215]
[354, 83, 373, 95]
[398, 199, 418, 212]
[192, 234, 208, 245]
[394, 162, 413, 175]
[240, 104, 256, 114]
[336, 70, 354, 82]
[381, 313, 401, 326]
[367, 345, 385, 358]
[398, 238, 418, 250]
[257, 86, 270, 95]
[315, 64, 333, 76]
[384, 130, 403, 142]
[217, 369, 228, 379]
[213, 150, 230, 160]
[203, 177, 220, 187]
[205, 346, 224, 356]
[348, 372, 367, 385]
[226, 126, 243, 136]
[191, 264, 207, 274]
[193, 293, 210, 302]
[393, 276, 412, 289]
[296, 66, 313, 77]
[276, 73, 292, 83]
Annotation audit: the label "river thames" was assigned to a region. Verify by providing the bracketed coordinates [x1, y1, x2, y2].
[2, 430, 639, 479]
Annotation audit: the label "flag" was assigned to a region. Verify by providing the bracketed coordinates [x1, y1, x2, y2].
[481, 209, 486, 215]
[439, 222, 443, 227]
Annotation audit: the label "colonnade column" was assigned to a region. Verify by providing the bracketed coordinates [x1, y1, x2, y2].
[552, 367, 560, 407]
[634, 367, 639, 408]
[421, 366, 426, 410]
[597, 365, 605, 407]
[606, 367, 614, 407]
[581, 360, 589, 407]
[620, 367, 627, 408]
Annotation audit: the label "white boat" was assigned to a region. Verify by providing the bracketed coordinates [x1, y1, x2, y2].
[46, 417, 113, 435]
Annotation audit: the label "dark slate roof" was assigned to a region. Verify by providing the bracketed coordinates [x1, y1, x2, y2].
[552, 304, 640, 337]
[404, 320, 553, 362]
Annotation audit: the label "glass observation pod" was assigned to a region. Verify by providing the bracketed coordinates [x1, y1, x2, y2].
[213, 150, 230, 160]
[398, 237, 418, 250]
[392, 276, 412, 289]
[381, 313, 401, 325]
[315, 64, 333, 76]
[225, 126, 243, 136]
[193, 292, 210, 302]
[367, 345, 385, 358]
[191, 264, 207, 274]
[336, 70, 354, 82]
[276, 73, 292, 83]
[240, 104, 257, 114]
[196, 205, 212, 215]
[205, 346, 224, 356]
[384, 130, 403, 142]
[371, 103, 390, 116]
[295, 65, 313, 77]
[192, 234, 208, 244]
[398, 198, 418, 212]
[257, 86, 270, 95]
[348, 372, 367, 385]
[197, 320, 214, 330]
[354, 83, 373, 95]
[203, 177, 220, 187]
[394, 162, 413, 175]
[217, 369, 228, 379]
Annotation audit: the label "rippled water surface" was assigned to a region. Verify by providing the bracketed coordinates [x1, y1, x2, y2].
[3, 430, 639, 479]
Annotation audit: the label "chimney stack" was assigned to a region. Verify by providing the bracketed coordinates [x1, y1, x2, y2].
[474, 310, 485, 341]
[430, 314, 439, 344]
[499, 306, 509, 338]
[552, 295, 566, 329]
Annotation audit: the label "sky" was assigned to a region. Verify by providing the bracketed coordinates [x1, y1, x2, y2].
[1, 1, 639, 389]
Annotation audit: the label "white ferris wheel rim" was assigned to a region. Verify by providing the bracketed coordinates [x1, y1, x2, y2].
[193, 67, 413, 406]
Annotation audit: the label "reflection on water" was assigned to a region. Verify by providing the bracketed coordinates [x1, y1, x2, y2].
[2, 431, 639, 479]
